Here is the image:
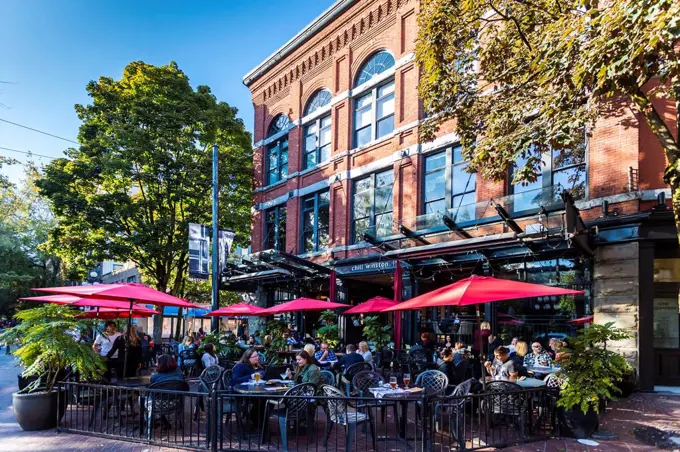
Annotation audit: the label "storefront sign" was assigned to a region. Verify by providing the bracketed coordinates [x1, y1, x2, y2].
[335, 260, 398, 275]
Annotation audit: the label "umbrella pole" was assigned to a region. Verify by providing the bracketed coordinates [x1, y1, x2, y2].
[477, 304, 486, 390]
[123, 298, 133, 380]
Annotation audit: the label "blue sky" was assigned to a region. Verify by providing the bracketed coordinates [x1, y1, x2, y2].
[0, 0, 332, 184]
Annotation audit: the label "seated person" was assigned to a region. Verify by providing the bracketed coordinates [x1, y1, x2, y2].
[285, 351, 321, 387]
[484, 346, 518, 379]
[507, 337, 518, 355]
[510, 341, 529, 377]
[523, 342, 553, 368]
[230, 348, 264, 386]
[151, 354, 184, 384]
[286, 332, 299, 345]
[314, 341, 337, 363]
[303, 343, 316, 357]
[358, 341, 373, 365]
[452, 341, 469, 366]
[438, 348, 457, 384]
[333, 344, 364, 373]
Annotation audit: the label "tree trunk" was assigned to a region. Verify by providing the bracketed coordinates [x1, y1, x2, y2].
[174, 308, 184, 340]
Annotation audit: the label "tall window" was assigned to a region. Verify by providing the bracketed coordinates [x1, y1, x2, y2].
[423, 145, 477, 223]
[303, 89, 332, 169]
[266, 114, 290, 185]
[510, 143, 586, 213]
[264, 205, 286, 251]
[353, 51, 396, 147]
[301, 190, 330, 253]
[353, 169, 394, 243]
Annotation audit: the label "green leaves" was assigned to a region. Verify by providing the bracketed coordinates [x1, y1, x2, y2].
[555, 322, 633, 414]
[0, 304, 105, 392]
[362, 315, 392, 350]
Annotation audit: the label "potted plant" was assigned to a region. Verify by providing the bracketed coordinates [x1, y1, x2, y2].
[317, 309, 339, 349]
[0, 304, 105, 431]
[555, 322, 631, 438]
[362, 315, 393, 365]
[263, 319, 288, 365]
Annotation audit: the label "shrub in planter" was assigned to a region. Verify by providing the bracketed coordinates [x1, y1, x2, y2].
[362, 315, 393, 365]
[0, 304, 105, 431]
[556, 322, 631, 438]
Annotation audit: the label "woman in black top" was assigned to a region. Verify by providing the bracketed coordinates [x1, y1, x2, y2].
[107, 325, 143, 379]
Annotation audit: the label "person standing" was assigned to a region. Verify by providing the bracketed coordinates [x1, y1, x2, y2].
[107, 325, 143, 379]
[93, 321, 122, 381]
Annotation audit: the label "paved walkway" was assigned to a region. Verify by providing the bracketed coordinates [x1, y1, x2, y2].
[1, 353, 678, 451]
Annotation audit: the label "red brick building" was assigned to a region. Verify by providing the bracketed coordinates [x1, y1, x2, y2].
[231, 0, 679, 390]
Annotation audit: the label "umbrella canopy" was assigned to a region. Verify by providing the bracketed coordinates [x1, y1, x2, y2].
[206, 302, 268, 317]
[78, 307, 156, 319]
[262, 297, 348, 315]
[383, 275, 584, 312]
[567, 315, 593, 325]
[32, 283, 200, 308]
[19, 294, 150, 310]
[342, 296, 398, 315]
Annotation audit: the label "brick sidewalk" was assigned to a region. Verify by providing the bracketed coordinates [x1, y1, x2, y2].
[1, 354, 677, 451]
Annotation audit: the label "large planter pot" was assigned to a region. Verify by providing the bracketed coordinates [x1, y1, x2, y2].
[617, 369, 637, 398]
[12, 389, 67, 431]
[17, 374, 40, 391]
[557, 406, 599, 439]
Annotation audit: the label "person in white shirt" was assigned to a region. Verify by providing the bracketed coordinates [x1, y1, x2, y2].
[358, 341, 373, 365]
[93, 321, 122, 380]
[201, 343, 218, 368]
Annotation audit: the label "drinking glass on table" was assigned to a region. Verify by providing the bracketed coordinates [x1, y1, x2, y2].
[389, 376, 398, 390]
[403, 373, 411, 388]
[253, 372, 261, 384]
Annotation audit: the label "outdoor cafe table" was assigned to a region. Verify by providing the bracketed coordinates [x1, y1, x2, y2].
[525, 365, 560, 377]
[233, 380, 294, 395]
[369, 385, 432, 445]
[482, 376, 546, 388]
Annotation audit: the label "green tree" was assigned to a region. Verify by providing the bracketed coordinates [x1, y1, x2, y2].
[0, 163, 62, 316]
[37, 61, 253, 341]
[417, 0, 679, 233]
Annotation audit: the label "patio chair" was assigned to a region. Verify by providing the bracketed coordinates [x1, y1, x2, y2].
[143, 379, 190, 439]
[416, 369, 449, 396]
[160, 343, 175, 357]
[352, 370, 399, 425]
[179, 349, 201, 377]
[207, 369, 243, 443]
[434, 379, 472, 450]
[221, 369, 234, 390]
[320, 370, 335, 387]
[483, 380, 526, 440]
[322, 384, 376, 452]
[195, 365, 223, 420]
[260, 382, 316, 452]
[87, 381, 133, 429]
[452, 358, 469, 385]
[341, 362, 373, 396]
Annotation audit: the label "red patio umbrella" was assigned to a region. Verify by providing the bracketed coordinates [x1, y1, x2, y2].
[206, 302, 268, 317]
[342, 296, 398, 315]
[33, 283, 200, 378]
[262, 297, 348, 315]
[382, 275, 584, 384]
[78, 306, 157, 319]
[567, 315, 593, 325]
[19, 294, 150, 310]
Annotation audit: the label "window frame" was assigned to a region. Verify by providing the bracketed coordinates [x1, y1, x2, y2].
[351, 169, 395, 244]
[265, 137, 289, 186]
[264, 205, 287, 252]
[422, 144, 477, 225]
[353, 79, 395, 148]
[302, 114, 332, 170]
[300, 190, 330, 253]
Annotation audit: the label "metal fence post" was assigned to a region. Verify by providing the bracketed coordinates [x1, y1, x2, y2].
[211, 386, 218, 452]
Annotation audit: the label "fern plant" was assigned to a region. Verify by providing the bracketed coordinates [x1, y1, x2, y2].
[556, 322, 632, 414]
[0, 304, 106, 393]
[362, 315, 392, 350]
[263, 319, 288, 364]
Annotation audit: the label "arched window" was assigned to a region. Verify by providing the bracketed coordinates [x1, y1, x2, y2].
[353, 51, 396, 147]
[266, 114, 290, 185]
[302, 90, 332, 169]
[354, 51, 395, 87]
[303, 89, 332, 116]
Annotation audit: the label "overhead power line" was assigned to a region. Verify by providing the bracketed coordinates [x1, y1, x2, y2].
[0, 145, 58, 160]
[0, 118, 79, 145]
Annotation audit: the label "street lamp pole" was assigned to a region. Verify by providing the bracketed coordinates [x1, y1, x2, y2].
[211, 143, 219, 332]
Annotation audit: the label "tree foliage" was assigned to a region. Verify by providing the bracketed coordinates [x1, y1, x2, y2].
[417, 0, 679, 214]
[0, 163, 62, 316]
[362, 315, 393, 350]
[0, 304, 105, 392]
[556, 322, 632, 414]
[36, 62, 253, 339]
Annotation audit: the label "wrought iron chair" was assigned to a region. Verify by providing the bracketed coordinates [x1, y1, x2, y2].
[416, 369, 449, 396]
[260, 382, 316, 452]
[143, 379, 190, 439]
[208, 368, 243, 443]
[221, 369, 234, 391]
[434, 379, 472, 450]
[483, 380, 526, 439]
[195, 365, 223, 420]
[179, 349, 200, 377]
[322, 384, 376, 452]
[352, 370, 399, 425]
[320, 370, 335, 387]
[341, 362, 373, 396]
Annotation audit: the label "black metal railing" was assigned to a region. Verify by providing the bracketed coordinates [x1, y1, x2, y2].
[57, 380, 557, 451]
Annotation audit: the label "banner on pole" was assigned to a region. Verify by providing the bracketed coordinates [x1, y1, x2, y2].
[218, 229, 236, 276]
[188, 223, 210, 279]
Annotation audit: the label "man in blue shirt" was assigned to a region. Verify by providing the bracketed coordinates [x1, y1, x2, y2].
[333, 344, 364, 372]
[314, 342, 337, 363]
